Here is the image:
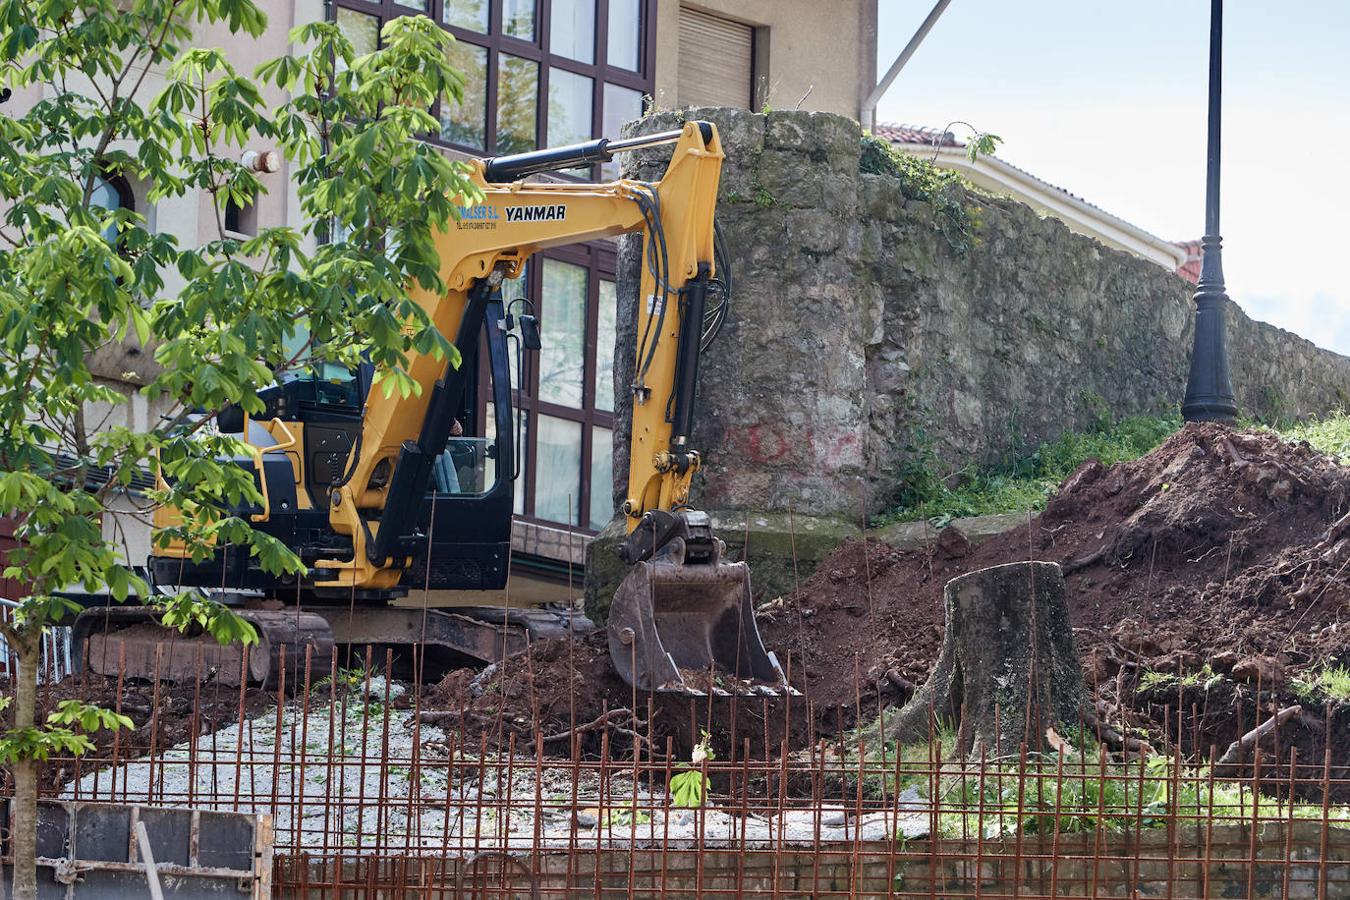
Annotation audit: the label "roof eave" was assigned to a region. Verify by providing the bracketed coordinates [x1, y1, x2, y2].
[898, 145, 1189, 271]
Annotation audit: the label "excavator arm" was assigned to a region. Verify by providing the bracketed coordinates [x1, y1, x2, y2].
[318, 120, 786, 693]
[138, 121, 786, 694]
[316, 121, 707, 584]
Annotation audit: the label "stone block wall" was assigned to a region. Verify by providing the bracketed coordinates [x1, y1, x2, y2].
[614, 107, 1350, 520]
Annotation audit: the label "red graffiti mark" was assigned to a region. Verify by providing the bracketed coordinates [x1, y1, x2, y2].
[744, 423, 791, 463]
[737, 424, 862, 469]
[821, 431, 862, 468]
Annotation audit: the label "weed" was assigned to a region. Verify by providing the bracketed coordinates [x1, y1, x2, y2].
[602, 803, 653, 828]
[669, 731, 714, 808]
[1137, 665, 1224, 694]
[1291, 665, 1350, 702]
[845, 718, 959, 799]
[859, 134, 979, 254]
[315, 666, 368, 694]
[890, 744, 1350, 839]
[1319, 666, 1350, 700]
[874, 412, 1182, 527]
[752, 181, 776, 208]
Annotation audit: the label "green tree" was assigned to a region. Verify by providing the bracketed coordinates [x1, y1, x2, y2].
[0, 3, 478, 896]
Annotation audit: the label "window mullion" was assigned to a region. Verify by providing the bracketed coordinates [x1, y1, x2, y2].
[578, 414, 593, 530]
[536, 0, 550, 148]
[597, 0, 609, 70]
[583, 267, 600, 410]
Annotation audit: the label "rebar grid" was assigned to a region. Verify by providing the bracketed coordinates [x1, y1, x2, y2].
[10, 637, 1349, 899]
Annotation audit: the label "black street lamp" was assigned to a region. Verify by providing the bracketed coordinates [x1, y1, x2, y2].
[1181, 0, 1239, 424]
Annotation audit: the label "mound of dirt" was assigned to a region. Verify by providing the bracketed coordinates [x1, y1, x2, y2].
[428, 423, 1350, 767]
[421, 632, 646, 750]
[761, 423, 1350, 707]
[422, 631, 800, 759]
[752, 422, 1350, 777]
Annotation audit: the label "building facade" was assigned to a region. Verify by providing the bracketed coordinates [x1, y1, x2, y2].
[3, 0, 877, 600]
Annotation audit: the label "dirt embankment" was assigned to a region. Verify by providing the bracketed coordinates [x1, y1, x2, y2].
[761, 425, 1348, 697]
[414, 423, 1350, 773]
[756, 423, 1350, 763]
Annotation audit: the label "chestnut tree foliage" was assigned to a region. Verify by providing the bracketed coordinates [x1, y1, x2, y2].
[0, 2, 478, 895]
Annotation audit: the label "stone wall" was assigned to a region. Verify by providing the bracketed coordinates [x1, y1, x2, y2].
[586, 107, 1350, 619]
[619, 107, 1350, 518]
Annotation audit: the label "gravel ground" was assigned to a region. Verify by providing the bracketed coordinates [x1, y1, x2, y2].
[61, 678, 930, 854]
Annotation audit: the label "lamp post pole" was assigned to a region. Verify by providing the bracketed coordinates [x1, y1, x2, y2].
[1181, 0, 1238, 424]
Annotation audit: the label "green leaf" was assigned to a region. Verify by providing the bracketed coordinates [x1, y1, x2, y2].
[669, 769, 708, 809]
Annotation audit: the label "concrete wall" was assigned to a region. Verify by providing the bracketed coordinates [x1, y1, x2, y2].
[653, 1, 877, 119]
[585, 107, 1350, 619]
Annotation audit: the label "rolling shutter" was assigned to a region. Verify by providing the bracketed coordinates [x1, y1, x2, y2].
[678, 7, 754, 109]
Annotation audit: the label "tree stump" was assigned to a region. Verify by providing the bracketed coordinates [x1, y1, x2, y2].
[881, 561, 1086, 757]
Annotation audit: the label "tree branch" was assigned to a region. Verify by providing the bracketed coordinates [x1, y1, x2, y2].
[1215, 705, 1303, 769]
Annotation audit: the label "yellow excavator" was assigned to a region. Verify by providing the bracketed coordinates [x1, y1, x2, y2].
[71, 121, 788, 695]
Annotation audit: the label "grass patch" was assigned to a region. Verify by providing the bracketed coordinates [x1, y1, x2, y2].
[846, 720, 959, 799]
[853, 736, 1346, 839]
[876, 410, 1350, 529]
[931, 750, 1346, 839]
[875, 413, 1182, 527]
[1279, 412, 1350, 460]
[1137, 664, 1225, 694]
[1292, 665, 1350, 702]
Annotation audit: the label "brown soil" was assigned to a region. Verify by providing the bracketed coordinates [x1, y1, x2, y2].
[426, 424, 1350, 775]
[760, 424, 1350, 703]
[420, 630, 806, 760]
[756, 423, 1350, 783]
[0, 673, 275, 796]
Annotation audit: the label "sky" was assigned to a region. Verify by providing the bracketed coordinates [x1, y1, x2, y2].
[875, 1, 1350, 354]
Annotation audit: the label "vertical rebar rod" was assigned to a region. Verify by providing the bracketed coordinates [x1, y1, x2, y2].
[147, 642, 163, 802]
[232, 644, 248, 814]
[270, 645, 286, 827]
[1202, 745, 1217, 900]
[1282, 747, 1298, 900]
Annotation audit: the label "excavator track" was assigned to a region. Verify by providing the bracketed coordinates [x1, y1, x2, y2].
[72, 606, 336, 688]
[70, 602, 591, 688]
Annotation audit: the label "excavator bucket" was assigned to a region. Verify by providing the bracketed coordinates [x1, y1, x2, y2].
[608, 535, 790, 695]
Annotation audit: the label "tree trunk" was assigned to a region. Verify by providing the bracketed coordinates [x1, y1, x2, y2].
[10, 634, 39, 900]
[880, 561, 1086, 757]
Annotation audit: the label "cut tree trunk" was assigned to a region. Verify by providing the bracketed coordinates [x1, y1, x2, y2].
[881, 561, 1086, 758]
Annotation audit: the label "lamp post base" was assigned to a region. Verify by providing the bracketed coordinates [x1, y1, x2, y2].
[1182, 235, 1237, 425]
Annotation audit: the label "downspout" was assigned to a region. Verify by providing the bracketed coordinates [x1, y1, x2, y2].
[860, 0, 952, 132]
